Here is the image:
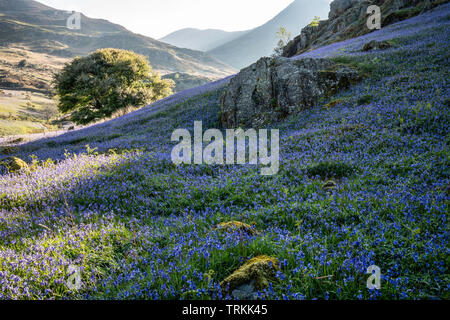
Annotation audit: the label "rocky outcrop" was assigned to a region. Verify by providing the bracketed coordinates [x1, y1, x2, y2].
[283, 0, 447, 57]
[220, 56, 359, 128]
[330, 0, 358, 19]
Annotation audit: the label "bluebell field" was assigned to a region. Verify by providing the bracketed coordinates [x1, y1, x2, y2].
[0, 4, 449, 299]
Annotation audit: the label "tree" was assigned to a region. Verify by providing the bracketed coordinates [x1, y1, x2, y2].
[273, 27, 291, 57]
[309, 16, 321, 27]
[42, 104, 58, 122]
[53, 48, 174, 125]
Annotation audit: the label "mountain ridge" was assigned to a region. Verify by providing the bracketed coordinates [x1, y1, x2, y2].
[0, 0, 236, 78]
[160, 28, 249, 52]
[207, 0, 330, 69]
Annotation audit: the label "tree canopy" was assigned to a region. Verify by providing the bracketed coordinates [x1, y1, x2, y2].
[54, 48, 174, 125]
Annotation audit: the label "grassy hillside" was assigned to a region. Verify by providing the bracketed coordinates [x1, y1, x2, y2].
[0, 89, 56, 136]
[0, 46, 68, 135]
[0, 4, 449, 300]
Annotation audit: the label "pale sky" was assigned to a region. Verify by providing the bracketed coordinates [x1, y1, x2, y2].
[37, 0, 329, 39]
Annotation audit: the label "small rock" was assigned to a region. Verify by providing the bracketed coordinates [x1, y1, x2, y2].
[231, 281, 258, 300]
[324, 99, 344, 109]
[0, 146, 18, 155]
[216, 221, 257, 236]
[362, 40, 392, 52]
[0, 156, 28, 173]
[220, 255, 280, 298]
[323, 180, 337, 191]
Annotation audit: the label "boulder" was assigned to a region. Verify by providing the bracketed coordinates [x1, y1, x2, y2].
[0, 156, 28, 173]
[220, 57, 359, 128]
[220, 255, 280, 299]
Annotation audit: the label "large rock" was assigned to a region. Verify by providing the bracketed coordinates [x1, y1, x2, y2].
[220, 56, 359, 128]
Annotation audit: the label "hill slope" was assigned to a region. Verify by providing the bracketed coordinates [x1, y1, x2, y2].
[160, 28, 249, 52]
[0, 0, 236, 136]
[0, 3, 449, 301]
[0, 0, 236, 78]
[208, 0, 330, 69]
[283, 0, 450, 57]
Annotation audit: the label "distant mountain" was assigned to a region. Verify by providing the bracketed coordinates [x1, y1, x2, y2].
[160, 28, 249, 52]
[0, 0, 236, 79]
[208, 0, 330, 69]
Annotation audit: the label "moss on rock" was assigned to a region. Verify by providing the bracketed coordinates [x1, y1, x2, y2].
[323, 180, 337, 191]
[220, 255, 280, 296]
[0, 156, 28, 173]
[216, 221, 257, 236]
[323, 98, 344, 109]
